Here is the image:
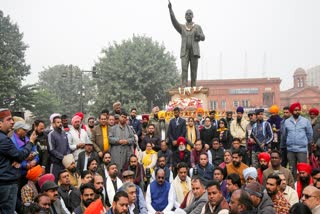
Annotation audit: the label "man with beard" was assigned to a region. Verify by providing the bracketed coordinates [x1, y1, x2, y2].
[283, 102, 313, 178]
[226, 173, 241, 203]
[257, 152, 270, 184]
[309, 107, 319, 128]
[172, 162, 192, 207]
[28, 119, 49, 172]
[97, 152, 112, 183]
[301, 185, 320, 214]
[262, 150, 294, 188]
[85, 117, 95, 139]
[246, 110, 256, 164]
[226, 150, 248, 185]
[122, 154, 145, 188]
[168, 107, 187, 151]
[62, 154, 80, 187]
[140, 114, 149, 141]
[152, 155, 173, 183]
[48, 115, 71, 182]
[129, 108, 142, 139]
[87, 157, 99, 176]
[266, 173, 290, 213]
[77, 141, 99, 175]
[229, 189, 256, 214]
[69, 115, 89, 164]
[106, 163, 123, 205]
[41, 181, 68, 214]
[73, 183, 96, 214]
[92, 175, 107, 207]
[109, 112, 135, 172]
[267, 105, 283, 151]
[280, 106, 291, 167]
[107, 191, 129, 214]
[251, 109, 273, 168]
[244, 182, 275, 214]
[58, 169, 81, 212]
[141, 124, 161, 151]
[201, 180, 229, 214]
[295, 163, 313, 199]
[110, 101, 124, 115]
[34, 193, 51, 214]
[230, 107, 249, 149]
[225, 111, 234, 130]
[61, 115, 71, 132]
[146, 168, 174, 213]
[173, 137, 191, 173]
[149, 106, 160, 134]
[311, 168, 320, 186]
[91, 113, 110, 159]
[278, 173, 299, 206]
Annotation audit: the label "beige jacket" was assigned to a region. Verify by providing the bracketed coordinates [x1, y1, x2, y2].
[230, 118, 249, 146]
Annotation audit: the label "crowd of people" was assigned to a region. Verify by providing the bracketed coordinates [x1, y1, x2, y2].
[1, 100, 320, 214]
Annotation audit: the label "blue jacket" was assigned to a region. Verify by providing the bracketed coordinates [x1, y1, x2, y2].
[283, 116, 313, 153]
[129, 117, 142, 137]
[10, 133, 39, 176]
[167, 117, 186, 149]
[252, 120, 273, 152]
[0, 131, 33, 184]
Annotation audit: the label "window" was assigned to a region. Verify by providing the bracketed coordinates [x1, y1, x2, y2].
[221, 100, 226, 109]
[242, 100, 250, 107]
[233, 100, 239, 107]
[210, 101, 218, 110]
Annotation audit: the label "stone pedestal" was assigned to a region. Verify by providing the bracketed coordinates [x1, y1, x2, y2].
[167, 87, 209, 111]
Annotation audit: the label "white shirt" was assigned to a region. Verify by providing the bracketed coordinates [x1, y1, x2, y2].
[146, 182, 175, 214]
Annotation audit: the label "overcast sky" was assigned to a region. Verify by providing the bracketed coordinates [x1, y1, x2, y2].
[1, 0, 320, 90]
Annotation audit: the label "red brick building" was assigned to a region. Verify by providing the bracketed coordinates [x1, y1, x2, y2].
[280, 68, 320, 110]
[197, 78, 281, 111]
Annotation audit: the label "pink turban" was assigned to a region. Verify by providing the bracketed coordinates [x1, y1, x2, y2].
[38, 173, 55, 188]
[71, 115, 82, 126]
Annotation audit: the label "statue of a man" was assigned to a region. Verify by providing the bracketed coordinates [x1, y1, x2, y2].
[168, 1, 205, 87]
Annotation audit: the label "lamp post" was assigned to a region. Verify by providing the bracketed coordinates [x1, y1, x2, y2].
[62, 65, 98, 112]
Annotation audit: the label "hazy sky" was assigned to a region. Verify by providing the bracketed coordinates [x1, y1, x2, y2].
[1, 0, 320, 90]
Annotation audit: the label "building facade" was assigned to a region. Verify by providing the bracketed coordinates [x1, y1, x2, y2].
[197, 78, 281, 111]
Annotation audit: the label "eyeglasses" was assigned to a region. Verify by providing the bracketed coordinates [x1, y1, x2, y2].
[302, 193, 317, 199]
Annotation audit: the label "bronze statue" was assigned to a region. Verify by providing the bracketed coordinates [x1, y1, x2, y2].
[168, 1, 205, 87]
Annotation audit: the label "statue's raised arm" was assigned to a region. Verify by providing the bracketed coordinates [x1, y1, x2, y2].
[168, 1, 182, 34]
[167, 1, 205, 87]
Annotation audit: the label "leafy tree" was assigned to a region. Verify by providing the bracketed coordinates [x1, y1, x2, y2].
[94, 35, 179, 113]
[38, 65, 96, 117]
[0, 11, 30, 109]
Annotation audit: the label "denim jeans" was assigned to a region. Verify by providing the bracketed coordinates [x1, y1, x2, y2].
[0, 183, 18, 214]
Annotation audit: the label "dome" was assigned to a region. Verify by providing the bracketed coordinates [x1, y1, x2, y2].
[294, 67, 307, 76]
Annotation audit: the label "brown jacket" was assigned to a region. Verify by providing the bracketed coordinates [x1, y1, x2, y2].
[91, 125, 109, 153]
[226, 162, 249, 185]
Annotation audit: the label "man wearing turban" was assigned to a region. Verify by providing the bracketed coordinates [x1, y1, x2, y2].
[267, 105, 283, 151]
[21, 165, 44, 205]
[257, 152, 270, 184]
[295, 162, 313, 199]
[283, 102, 313, 178]
[309, 108, 319, 127]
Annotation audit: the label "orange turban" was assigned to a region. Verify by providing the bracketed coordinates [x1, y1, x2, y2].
[196, 108, 204, 114]
[269, 105, 279, 114]
[309, 108, 319, 116]
[258, 152, 270, 163]
[84, 198, 104, 214]
[297, 163, 312, 175]
[158, 111, 166, 119]
[289, 102, 301, 114]
[26, 165, 43, 181]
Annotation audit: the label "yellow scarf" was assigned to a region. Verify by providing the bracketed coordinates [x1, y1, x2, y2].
[217, 127, 228, 132]
[186, 126, 196, 151]
[142, 149, 157, 173]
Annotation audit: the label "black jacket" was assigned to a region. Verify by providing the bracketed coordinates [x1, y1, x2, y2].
[58, 185, 81, 212]
[77, 150, 99, 175]
[0, 130, 33, 184]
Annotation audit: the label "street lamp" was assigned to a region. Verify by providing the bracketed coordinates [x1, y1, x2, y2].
[62, 65, 98, 112]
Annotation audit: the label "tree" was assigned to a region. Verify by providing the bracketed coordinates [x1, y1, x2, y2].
[93, 35, 179, 113]
[38, 65, 96, 117]
[0, 11, 30, 109]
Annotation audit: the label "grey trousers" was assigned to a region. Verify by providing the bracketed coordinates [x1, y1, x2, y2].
[287, 151, 308, 179]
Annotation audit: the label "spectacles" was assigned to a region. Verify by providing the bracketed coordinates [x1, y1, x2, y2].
[302, 194, 317, 199]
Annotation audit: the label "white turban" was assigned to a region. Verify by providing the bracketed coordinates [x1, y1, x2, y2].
[50, 113, 61, 123]
[62, 154, 75, 168]
[243, 167, 258, 180]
